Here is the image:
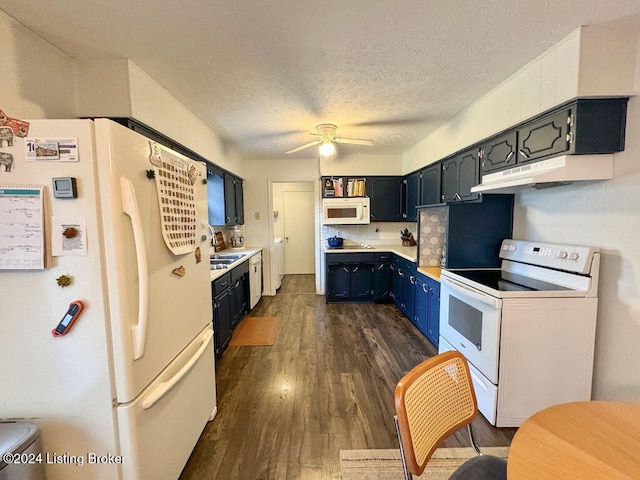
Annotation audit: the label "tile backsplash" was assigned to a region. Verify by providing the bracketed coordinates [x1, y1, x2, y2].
[418, 207, 448, 266]
[322, 222, 417, 246]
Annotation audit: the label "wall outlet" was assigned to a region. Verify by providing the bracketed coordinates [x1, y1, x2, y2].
[337, 230, 342, 237]
[255, 212, 261, 220]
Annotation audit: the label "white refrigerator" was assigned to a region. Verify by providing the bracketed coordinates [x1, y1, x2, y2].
[0, 119, 216, 480]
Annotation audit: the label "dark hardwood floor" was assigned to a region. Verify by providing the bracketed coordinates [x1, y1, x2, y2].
[179, 274, 516, 480]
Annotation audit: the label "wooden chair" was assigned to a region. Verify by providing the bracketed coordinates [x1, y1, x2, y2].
[394, 351, 507, 480]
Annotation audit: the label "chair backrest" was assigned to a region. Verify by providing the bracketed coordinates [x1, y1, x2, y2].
[394, 350, 478, 476]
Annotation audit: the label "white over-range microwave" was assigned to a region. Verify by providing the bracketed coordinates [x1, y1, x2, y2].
[322, 197, 370, 225]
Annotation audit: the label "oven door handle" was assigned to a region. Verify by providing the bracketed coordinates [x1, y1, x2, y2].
[442, 276, 501, 309]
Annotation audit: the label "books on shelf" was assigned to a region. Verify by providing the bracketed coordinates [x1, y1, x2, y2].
[322, 177, 367, 197]
[346, 178, 366, 197]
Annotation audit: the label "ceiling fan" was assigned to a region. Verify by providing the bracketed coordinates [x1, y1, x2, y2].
[285, 123, 373, 155]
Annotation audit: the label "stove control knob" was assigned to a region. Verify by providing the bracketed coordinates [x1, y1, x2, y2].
[568, 252, 579, 260]
[508, 245, 516, 252]
[557, 251, 568, 259]
[502, 244, 510, 251]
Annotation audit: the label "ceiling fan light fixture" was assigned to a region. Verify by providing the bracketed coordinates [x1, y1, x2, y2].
[319, 140, 336, 156]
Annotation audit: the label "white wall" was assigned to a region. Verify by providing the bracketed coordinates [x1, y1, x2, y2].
[0, 11, 72, 118]
[73, 59, 245, 177]
[320, 152, 404, 176]
[243, 157, 321, 295]
[512, 95, 640, 400]
[403, 25, 640, 173]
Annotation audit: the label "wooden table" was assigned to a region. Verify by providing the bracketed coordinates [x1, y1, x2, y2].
[507, 401, 640, 479]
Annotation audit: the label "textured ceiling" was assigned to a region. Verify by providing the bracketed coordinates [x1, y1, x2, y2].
[1, 1, 640, 159]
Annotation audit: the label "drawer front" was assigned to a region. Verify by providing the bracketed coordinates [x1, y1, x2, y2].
[326, 253, 375, 264]
[213, 272, 232, 296]
[374, 252, 392, 262]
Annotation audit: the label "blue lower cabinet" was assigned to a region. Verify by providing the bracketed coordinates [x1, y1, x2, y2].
[327, 264, 351, 300]
[413, 272, 440, 347]
[351, 264, 375, 300]
[426, 280, 440, 346]
[325, 253, 378, 303]
[414, 276, 429, 332]
[392, 255, 416, 320]
[373, 253, 393, 302]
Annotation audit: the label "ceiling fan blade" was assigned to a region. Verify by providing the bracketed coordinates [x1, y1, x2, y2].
[334, 137, 374, 146]
[285, 139, 322, 154]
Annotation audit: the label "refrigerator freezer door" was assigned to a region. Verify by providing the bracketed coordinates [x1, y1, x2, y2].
[117, 325, 216, 480]
[94, 119, 213, 403]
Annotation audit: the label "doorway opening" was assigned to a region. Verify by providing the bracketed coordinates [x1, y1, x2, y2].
[271, 181, 317, 293]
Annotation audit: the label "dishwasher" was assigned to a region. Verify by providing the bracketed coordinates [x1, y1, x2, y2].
[249, 252, 262, 309]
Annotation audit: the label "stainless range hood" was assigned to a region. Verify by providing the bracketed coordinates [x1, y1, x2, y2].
[470, 154, 614, 193]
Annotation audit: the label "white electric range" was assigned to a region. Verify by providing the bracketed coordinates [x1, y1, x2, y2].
[438, 239, 599, 427]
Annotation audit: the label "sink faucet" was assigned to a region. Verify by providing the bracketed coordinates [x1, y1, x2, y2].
[208, 225, 215, 246]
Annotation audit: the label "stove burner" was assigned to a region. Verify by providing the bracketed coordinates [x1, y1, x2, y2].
[452, 270, 571, 292]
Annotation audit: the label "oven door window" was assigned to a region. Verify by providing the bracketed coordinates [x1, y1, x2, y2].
[448, 296, 482, 350]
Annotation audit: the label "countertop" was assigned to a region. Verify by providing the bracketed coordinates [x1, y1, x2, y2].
[417, 267, 441, 282]
[324, 243, 418, 262]
[210, 246, 262, 281]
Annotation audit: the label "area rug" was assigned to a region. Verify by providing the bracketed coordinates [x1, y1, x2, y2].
[228, 316, 280, 346]
[340, 446, 509, 480]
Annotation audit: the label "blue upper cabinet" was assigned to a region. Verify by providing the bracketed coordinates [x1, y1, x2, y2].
[224, 173, 244, 225]
[207, 167, 225, 226]
[419, 163, 442, 207]
[404, 171, 421, 221]
[441, 148, 480, 203]
[367, 176, 403, 222]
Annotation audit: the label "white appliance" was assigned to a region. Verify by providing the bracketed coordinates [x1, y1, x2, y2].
[438, 239, 599, 427]
[0, 119, 216, 480]
[322, 197, 370, 225]
[470, 154, 614, 193]
[249, 251, 262, 308]
[274, 237, 284, 290]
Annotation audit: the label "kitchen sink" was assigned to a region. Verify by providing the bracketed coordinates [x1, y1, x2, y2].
[210, 263, 229, 270]
[210, 252, 248, 270]
[211, 253, 247, 260]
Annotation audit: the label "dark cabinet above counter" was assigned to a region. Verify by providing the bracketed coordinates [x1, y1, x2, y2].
[441, 148, 480, 203]
[319, 98, 627, 218]
[407, 97, 627, 207]
[368, 176, 404, 222]
[208, 167, 245, 226]
[481, 98, 628, 175]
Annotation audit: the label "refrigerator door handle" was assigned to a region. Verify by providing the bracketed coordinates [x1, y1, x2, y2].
[141, 329, 214, 410]
[121, 177, 149, 360]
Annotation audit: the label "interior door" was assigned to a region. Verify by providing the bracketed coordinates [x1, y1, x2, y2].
[283, 190, 315, 274]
